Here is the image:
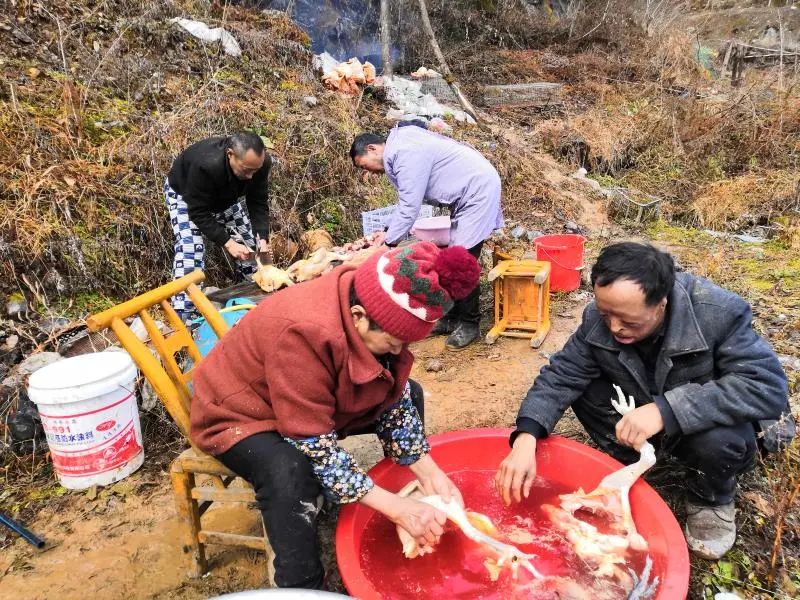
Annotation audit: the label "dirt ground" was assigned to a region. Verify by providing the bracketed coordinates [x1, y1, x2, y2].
[0, 293, 590, 600]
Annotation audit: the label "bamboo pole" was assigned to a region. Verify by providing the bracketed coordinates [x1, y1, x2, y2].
[380, 0, 393, 76]
[416, 0, 482, 126]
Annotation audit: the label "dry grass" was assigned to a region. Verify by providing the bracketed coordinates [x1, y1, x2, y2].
[692, 171, 800, 230]
[0, 0, 366, 306]
[496, 24, 800, 230]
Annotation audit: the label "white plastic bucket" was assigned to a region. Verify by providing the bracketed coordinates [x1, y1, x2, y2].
[411, 215, 451, 247]
[27, 352, 144, 490]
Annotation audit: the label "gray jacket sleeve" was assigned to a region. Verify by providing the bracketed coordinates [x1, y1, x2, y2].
[516, 306, 602, 433]
[664, 296, 789, 434]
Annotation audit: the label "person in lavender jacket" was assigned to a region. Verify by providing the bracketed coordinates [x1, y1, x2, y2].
[350, 122, 504, 350]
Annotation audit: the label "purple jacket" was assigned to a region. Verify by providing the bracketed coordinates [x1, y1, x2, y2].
[382, 126, 504, 249]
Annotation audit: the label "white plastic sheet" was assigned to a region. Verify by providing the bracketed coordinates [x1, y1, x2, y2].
[170, 17, 242, 57]
[313, 51, 341, 77]
[383, 76, 475, 124]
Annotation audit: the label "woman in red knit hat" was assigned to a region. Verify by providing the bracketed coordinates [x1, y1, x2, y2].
[190, 241, 481, 590]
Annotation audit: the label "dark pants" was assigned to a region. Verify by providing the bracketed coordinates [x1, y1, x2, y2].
[216, 380, 425, 589]
[447, 241, 484, 325]
[572, 392, 757, 506]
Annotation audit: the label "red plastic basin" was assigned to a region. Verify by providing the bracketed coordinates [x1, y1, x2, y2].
[336, 428, 689, 599]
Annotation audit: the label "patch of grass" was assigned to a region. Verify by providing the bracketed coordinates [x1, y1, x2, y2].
[312, 198, 345, 236]
[701, 550, 761, 599]
[646, 220, 715, 246]
[49, 292, 117, 318]
[649, 221, 800, 316]
[215, 68, 244, 83]
[590, 173, 620, 187]
[26, 484, 69, 503]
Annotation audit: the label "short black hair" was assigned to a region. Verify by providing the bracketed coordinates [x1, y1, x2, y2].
[349, 285, 383, 331]
[349, 133, 386, 162]
[591, 242, 675, 306]
[227, 131, 265, 157]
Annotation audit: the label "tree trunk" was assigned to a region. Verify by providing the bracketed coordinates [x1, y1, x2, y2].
[380, 0, 393, 76]
[416, 0, 482, 126]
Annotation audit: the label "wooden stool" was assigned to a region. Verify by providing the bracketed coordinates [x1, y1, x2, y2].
[485, 259, 551, 348]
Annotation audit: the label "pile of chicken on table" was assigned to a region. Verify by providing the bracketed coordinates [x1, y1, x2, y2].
[251, 230, 383, 293]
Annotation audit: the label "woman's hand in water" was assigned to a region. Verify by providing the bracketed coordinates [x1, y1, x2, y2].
[361, 485, 446, 549]
[410, 454, 464, 508]
[495, 433, 537, 505]
[392, 497, 447, 548]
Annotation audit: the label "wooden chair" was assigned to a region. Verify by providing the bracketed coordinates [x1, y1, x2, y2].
[86, 271, 273, 579]
[485, 259, 552, 349]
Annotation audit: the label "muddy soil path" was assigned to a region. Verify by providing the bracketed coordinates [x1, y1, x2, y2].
[0, 295, 589, 600]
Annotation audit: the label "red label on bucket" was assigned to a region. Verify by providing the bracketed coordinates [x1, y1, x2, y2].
[50, 421, 142, 476]
[39, 391, 143, 480]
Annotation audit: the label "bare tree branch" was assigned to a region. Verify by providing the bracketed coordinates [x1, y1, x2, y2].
[416, 0, 482, 126]
[380, 0, 393, 76]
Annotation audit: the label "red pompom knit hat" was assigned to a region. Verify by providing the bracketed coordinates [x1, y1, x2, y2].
[353, 241, 481, 342]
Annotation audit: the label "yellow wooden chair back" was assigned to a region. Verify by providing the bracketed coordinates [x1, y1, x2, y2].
[87, 272, 272, 579]
[86, 271, 229, 439]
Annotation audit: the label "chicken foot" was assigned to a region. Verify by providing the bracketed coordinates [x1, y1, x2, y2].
[627, 555, 660, 600]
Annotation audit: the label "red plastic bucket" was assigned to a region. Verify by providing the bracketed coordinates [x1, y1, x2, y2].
[534, 234, 586, 292]
[336, 429, 689, 600]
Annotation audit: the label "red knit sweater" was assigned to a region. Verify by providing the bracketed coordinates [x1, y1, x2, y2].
[190, 266, 414, 455]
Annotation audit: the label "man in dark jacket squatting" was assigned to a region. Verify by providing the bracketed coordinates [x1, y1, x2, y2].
[496, 242, 794, 559]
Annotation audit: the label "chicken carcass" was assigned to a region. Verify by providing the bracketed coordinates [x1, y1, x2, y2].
[286, 248, 351, 282]
[363, 61, 376, 82]
[541, 502, 660, 597]
[395, 480, 543, 581]
[542, 385, 659, 596]
[558, 385, 656, 552]
[300, 229, 333, 254]
[340, 244, 383, 267]
[410, 66, 442, 78]
[322, 58, 376, 95]
[557, 442, 655, 553]
[514, 555, 659, 600]
[269, 232, 299, 265]
[251, 261, 294, 293]
[541, 503, 633, 584]
[334, 231, 383, 254]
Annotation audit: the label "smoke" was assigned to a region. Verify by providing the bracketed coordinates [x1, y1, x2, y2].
[247, 0, 394, 68]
